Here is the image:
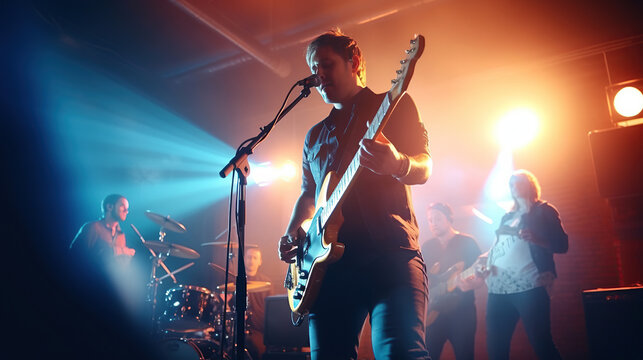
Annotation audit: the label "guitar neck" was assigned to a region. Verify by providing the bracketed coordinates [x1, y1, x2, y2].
[319, 93, 395, 227]
[446, 263, 478, 289]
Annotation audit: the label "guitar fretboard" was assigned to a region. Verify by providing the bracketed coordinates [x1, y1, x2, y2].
[319, 93, 393, 227]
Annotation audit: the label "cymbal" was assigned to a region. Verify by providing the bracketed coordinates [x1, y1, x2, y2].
[216, 281, 271, 293]
[145, 211, 187, 233]
[201, 242, 258, 248]
[143, 241, 199, 259]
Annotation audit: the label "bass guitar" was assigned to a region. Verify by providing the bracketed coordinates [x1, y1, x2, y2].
[426, 260, 486, 325]
[284, 34, 426, 315]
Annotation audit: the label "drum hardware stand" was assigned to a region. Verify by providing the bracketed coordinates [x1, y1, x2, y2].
[220, 80, 315, 360]
[131, 224, 174, 336]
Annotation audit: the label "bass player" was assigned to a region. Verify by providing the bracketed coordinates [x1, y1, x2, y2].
[421, 202, 481, 360]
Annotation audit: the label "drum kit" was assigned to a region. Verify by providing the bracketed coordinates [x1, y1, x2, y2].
[140, 211, 268, 360]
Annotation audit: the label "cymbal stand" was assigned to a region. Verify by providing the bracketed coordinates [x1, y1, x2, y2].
[147, 249, 171, 336]
[130, 223, 176, 336]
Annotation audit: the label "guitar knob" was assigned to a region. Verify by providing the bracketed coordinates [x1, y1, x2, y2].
[296, 284, 306, 292]
[293, 292, 303, 300]
[299, 270, 308, 279]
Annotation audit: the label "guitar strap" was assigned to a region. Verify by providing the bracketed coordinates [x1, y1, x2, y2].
[329, 102, 366, 175]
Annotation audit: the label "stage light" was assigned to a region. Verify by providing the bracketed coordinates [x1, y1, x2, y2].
[495, 108, 539, 150]
[279, 161, 297, 182]
[614, 87, 643, 117]
[249, 161, 298, 186]
[606, 79, 643, 126]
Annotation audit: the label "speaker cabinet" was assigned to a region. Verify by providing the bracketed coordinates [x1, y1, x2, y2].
[264, 295, 309, 348]
[588, 123, 643, 199]
[582, 286, 643, 359]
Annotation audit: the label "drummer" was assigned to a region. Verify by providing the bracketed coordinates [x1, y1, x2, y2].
[244, 246, 272, 360]
[70, 194, 136, 266]
[69, 194, 145, 325]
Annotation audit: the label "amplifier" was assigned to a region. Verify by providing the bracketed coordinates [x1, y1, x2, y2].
[264, 295, 310, 348]
[582, 286, 643, 359]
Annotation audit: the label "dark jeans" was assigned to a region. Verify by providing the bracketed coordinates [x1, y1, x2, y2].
[426, 302, 476, 360]
[308, 250, 430, 360]
[486, 287, 562, 360]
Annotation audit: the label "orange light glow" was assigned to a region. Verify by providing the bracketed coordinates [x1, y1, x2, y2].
[495, 108, 539, 150]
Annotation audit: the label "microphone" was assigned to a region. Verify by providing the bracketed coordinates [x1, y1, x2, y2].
[296, 74, 321, 87]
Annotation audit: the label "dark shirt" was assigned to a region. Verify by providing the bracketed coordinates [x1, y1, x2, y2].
[70, 220, 124, 263]
[247, 272, 272, 333]
[422, 233, 481, 313]
[301, 87, 429, 261]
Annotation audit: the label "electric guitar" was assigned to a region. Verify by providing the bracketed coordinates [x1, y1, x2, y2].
[426, 260, 487, 325]
[284, 34, 426, 315]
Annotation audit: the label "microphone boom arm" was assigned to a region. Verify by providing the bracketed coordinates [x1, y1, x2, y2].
[219, 84, 313, 178]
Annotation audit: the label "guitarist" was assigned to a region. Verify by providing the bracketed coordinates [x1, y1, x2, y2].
[278, 29, 432, 359]
[421, 202, 481, 360]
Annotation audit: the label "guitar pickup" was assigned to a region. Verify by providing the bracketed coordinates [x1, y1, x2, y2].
[284, 268, 293, 290]
[317, 215, 322, 235]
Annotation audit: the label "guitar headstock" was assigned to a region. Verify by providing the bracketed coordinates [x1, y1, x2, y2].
[389, 34, 425, 101]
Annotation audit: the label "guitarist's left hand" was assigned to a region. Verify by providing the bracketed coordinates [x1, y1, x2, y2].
[359, 133, 406, 177]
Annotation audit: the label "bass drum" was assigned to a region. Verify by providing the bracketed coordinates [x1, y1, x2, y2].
[156, 338, 253, 360]
[156, 338, 220, 360]
[159, 285, 221, 333]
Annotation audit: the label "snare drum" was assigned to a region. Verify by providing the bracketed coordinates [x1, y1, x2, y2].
[159, 285, 221, 333]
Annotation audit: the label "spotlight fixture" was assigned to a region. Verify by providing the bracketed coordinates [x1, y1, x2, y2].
[605, 78, 643, 126]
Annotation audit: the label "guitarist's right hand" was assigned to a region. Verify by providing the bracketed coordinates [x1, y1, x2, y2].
[278, 227, 305, 263]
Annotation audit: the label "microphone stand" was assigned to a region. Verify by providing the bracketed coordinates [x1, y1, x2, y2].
[219, 84, 314, 360]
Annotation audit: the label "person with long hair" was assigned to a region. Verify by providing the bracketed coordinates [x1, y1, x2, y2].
[469, 170, 568, 360]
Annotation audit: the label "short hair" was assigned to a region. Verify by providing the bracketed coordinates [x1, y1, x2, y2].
[510, 169, 541, 203]
[306, 28, 366, 85]
[101, 194, 125, 215]
[427, 202, 454, 223]
[246, 246, 261, 255]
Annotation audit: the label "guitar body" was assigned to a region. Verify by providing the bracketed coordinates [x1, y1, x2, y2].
[286, 171, 345, 315]
[427, 261, 464, 326]
[426, 260, 486, 326]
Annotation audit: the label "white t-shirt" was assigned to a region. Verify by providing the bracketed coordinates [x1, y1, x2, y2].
[486, 213, 554, 294]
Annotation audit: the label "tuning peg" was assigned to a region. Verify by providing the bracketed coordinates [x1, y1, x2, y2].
[391, 79, 399, 84]
[405, 48, 416, 54]
[400, 59, 408, 64]
[396, 69, 403, 74]
[411, 38, 417, 44]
